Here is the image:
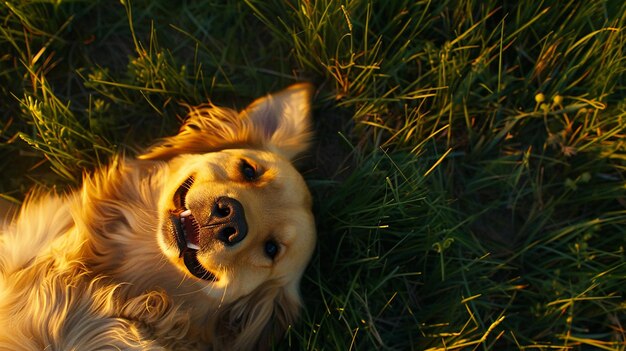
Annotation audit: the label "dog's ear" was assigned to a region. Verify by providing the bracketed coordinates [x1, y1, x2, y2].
[139, 83, 314, 161]
[241, 83, 314, 160]
[213, 282, 301, 351]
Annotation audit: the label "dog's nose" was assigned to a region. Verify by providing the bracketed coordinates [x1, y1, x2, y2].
[206, 197, 248, 245]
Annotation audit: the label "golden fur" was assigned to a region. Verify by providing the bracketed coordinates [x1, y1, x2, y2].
[0, 84, 316, 350]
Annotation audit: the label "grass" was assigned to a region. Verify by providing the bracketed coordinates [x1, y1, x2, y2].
[1, 0, 625, 349]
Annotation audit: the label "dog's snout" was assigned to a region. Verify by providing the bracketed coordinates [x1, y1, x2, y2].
[206, 197, 248, 245]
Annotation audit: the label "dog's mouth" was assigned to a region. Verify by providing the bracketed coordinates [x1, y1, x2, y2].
[169, 176, 217, 282]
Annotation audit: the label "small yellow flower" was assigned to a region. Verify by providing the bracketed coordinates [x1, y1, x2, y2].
[553, 95, 563, 105]
[535, 93, 545, 103]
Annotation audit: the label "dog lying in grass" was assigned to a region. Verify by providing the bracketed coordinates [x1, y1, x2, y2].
[0, 84, 316, 350]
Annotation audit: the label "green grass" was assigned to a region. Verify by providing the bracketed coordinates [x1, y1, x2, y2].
[1, 0, 625, 349]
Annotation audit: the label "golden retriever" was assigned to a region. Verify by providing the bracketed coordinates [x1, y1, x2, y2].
[0, 84, 316, 350]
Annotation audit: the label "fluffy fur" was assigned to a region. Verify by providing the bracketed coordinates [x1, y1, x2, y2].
[0, 84, 316, 350]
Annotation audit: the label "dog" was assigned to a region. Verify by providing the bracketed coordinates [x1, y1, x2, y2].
[0, 84, 316, 350]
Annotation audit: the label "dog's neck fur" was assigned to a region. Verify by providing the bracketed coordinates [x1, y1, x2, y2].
[77, 158, 168, 290]
[0, 158, 215, 349]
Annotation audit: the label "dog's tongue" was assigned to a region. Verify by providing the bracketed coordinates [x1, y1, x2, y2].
[181, 211, 200, 247]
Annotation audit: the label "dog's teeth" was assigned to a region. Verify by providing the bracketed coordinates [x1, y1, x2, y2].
[186, 243, 201, 250]
[180, 209, 192, 218]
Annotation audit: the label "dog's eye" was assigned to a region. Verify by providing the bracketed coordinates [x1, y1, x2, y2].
[240, 160, 257, 181]
[264, 240, 279, 260]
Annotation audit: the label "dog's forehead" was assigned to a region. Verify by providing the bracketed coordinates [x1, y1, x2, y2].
[186, 148, 312, 203]
[225, 148, 308, 182]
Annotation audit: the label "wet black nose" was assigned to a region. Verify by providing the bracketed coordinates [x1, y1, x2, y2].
[207, 197, 248, 245]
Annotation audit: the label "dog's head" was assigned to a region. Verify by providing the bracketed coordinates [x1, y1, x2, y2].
[141, 84, 316, 349]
